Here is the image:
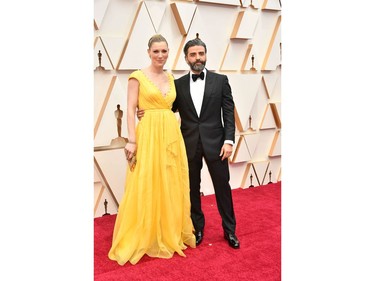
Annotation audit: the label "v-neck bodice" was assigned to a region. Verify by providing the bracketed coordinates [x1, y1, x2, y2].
[129, 70, 176, 110]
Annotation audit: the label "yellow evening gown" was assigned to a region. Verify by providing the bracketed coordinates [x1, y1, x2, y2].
[108, 70, 196, 265]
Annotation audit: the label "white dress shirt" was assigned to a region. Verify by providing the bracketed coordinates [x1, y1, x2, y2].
[189, 69, 206, 117]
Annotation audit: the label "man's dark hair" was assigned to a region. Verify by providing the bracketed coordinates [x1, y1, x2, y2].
[183, 33, 207, 56]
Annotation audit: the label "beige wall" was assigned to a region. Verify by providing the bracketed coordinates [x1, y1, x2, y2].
[94, 0, 282, 218]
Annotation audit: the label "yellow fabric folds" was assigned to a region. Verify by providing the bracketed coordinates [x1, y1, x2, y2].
[108, 70, 196, 265]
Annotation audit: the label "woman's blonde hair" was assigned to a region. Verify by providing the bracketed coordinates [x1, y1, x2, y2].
[148, 34, 168, 49]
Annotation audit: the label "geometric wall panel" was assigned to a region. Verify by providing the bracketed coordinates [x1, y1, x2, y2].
[99, 36, 127, 70]
[277, 166, 281, 182]
[249, 9, 281, 71]
[94, 165, 104, 217]
[118, 3, 157, 70]
[261, 15, 281, 70]
[263, 167, 274, 185]
[250, 78, 270, 130]
[274, 102, 281, 125]
[94, 181, 120, 218]
[230, 74, 263, 132]
[243, 46, 259, 71]
[229, 162, 250, 189]
[94, 37, 112, 70]
[262, 70, 278, 99]
[263, 67, 281, 101]
[102, 149, 127, 200]
[170, 3, 197, 70]
[170, 2, 197, 35]
[94, 156, 119, 217]
[269, 103, 281, 128]
[268, 156, 281, 184]
[173, 33, 190, 71]
[198, 0, 240, 6]
[271, 68, 281, 102]
[251, 0, 262, 9]
[241, 44, 253, 71]
[262, 0, 282, 10]
[240, 0, 251, 8]
[94, 181, 105, 216]
[269, 130, 281, 157]
[94, 149, 127, 209]
[251, 129, 276, 161]
[116, 72, 131, 94]
[221, 40, 252, 71]
[260, 103, 277, 129]
[243, 132, 261, 159]
[252, 160, 270, 185]
[95, 1, 140, 37]
[94, 73, 116, 137]
[231, 135, 251, 163]
[94, 162, 101, 183]
[95, 77, 126, 147]
[230, 9, 259, 39]
[239, 162, 259, 188]
[231, 135, 241, 162]
[173, 5, 238, 70]
[144, 0, 167, 32]
[94, 0, 110, 30]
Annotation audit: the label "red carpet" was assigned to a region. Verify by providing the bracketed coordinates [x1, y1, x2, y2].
[94, 182, 281, 281]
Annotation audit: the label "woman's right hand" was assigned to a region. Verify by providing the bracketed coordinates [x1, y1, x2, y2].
[125, 142, 137, 161]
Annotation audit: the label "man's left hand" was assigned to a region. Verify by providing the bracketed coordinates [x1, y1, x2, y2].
[220, 143, 233, 161]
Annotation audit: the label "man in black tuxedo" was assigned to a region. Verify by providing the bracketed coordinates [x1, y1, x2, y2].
[172, 35, 239, 249]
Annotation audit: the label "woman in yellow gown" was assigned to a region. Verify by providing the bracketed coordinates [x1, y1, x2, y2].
[108, 34, 196, 265]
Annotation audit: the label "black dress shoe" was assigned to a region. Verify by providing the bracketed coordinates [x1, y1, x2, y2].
[195, 230, 204, 245]
[224, 233, 240, 249]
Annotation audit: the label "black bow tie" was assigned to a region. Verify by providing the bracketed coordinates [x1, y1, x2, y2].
[192, 72, 205, 82]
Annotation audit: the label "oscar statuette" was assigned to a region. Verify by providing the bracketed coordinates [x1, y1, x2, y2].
[95, 50, 105, 71]
[102, 199, 110, 216]
[268, 171, 273, 184]
[249, 174, 254, 188]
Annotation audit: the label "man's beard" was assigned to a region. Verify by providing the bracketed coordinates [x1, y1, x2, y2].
[188, 60, 206, 72]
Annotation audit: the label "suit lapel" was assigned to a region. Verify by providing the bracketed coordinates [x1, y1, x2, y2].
[200, 70, 214, 115]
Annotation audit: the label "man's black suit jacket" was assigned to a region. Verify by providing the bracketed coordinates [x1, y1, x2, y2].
[172, 70, 235, 162]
